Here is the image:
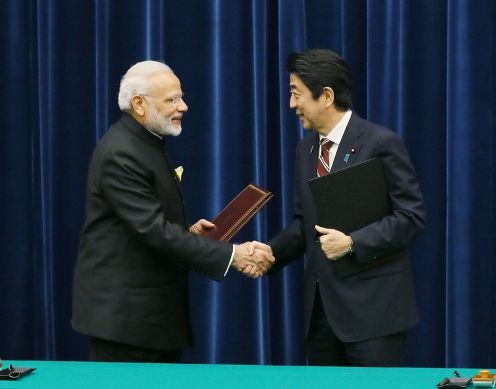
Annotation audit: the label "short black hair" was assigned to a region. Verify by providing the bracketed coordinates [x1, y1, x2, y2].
[287, 49, 353, 111]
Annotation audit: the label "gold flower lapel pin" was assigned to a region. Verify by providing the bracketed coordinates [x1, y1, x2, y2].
[174, 166, 184, 182]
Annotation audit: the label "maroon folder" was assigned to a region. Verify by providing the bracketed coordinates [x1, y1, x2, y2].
[203, 184, 273, 242]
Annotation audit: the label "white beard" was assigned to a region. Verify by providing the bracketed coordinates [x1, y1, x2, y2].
[146, 106, 182, 137]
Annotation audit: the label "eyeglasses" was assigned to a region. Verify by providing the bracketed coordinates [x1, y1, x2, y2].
[142, 92, 185, 107]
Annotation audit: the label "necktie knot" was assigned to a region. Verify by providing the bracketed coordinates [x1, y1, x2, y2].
[320, 138, 332, 148]
[320, 138, 332, 149]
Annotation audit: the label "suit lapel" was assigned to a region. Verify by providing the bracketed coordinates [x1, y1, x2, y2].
[306, 132, 321, 180]
[331, 112, 364, 172]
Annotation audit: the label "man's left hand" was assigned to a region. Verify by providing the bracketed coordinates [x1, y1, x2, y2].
[315, 225, 353, 260]
[190, 219, 215, 235]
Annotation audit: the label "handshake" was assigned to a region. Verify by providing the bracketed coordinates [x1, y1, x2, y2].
[190, 219, 275, 279]
[232, 241, 274, 279]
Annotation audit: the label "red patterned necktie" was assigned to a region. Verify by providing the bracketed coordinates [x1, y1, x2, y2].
[317, 138, 333, 177]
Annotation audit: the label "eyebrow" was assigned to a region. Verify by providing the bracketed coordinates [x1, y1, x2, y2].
[161, 92, 183, 99]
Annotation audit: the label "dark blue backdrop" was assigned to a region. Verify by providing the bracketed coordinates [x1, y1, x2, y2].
[1, 0, 495, 368]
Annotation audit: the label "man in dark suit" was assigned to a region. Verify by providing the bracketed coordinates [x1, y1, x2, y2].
[72, 61, 274, 363]
[266, 49, 426, 366]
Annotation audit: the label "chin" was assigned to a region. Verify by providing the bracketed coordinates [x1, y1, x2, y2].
[168, 126, 182, 137]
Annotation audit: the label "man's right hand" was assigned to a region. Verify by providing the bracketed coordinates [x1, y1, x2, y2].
[232, 241, 274, 278]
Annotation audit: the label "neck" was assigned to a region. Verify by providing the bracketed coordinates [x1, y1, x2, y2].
[317, 110, 347, 136]
[129, 111, 146, 127]
[128, 111, 163, 139]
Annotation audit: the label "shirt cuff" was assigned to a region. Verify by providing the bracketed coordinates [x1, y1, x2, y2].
[224, 245, 236, 276]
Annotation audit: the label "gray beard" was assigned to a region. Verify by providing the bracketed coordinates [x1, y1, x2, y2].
[146, 107, 182, 137]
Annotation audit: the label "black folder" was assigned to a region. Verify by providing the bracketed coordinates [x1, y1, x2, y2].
[308, 158, 392, 277]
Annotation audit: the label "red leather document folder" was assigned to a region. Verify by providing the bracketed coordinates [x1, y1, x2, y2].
[203, 184, 273, 242]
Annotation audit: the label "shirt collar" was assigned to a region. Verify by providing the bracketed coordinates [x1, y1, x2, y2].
[319, 110, 352, 145]
[144, 126, 164, 139]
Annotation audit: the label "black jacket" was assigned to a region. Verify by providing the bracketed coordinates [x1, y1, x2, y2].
[72, 114, 232, 350]
[269, 112, 426, 342]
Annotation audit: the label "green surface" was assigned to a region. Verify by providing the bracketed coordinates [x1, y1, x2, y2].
[0, 361, 488, 389]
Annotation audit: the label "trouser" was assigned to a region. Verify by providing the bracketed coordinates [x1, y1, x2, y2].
[306, 286, 406, 366]
[89, 337, 182, 363]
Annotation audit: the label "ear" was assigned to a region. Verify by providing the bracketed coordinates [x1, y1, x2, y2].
[322, 87, 335, 108]
[130, 95, 146, 117]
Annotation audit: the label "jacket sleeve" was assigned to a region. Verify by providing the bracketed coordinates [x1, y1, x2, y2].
[98, 147, 233, 280]
[350, 131, 426, 263]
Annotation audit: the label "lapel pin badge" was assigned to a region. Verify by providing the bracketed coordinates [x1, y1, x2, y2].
[174, 166, 184, 182]
[344, 153, 350, 163]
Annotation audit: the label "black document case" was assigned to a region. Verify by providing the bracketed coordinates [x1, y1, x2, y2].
[308, 158, 392, 277]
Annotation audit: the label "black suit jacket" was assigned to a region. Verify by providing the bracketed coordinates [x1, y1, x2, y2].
[270, 112, 426, 342]
[72, 114, 233, 350]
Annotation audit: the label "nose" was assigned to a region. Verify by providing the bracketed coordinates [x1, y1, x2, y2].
[177, 97, 188, 112]
[289, 94, 297, 109]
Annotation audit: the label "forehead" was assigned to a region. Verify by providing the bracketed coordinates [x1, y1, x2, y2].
[148, 71, 181, 96]
[289, 73, 308, 91]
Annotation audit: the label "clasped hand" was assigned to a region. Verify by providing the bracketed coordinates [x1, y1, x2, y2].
[189, 219, 275, 279]
[232, 241, 274, 279]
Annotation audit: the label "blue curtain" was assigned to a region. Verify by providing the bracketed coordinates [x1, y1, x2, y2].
[1, 0, 495, 368]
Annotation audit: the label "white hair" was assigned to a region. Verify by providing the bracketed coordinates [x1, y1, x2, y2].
[118, 61, 173, 111]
